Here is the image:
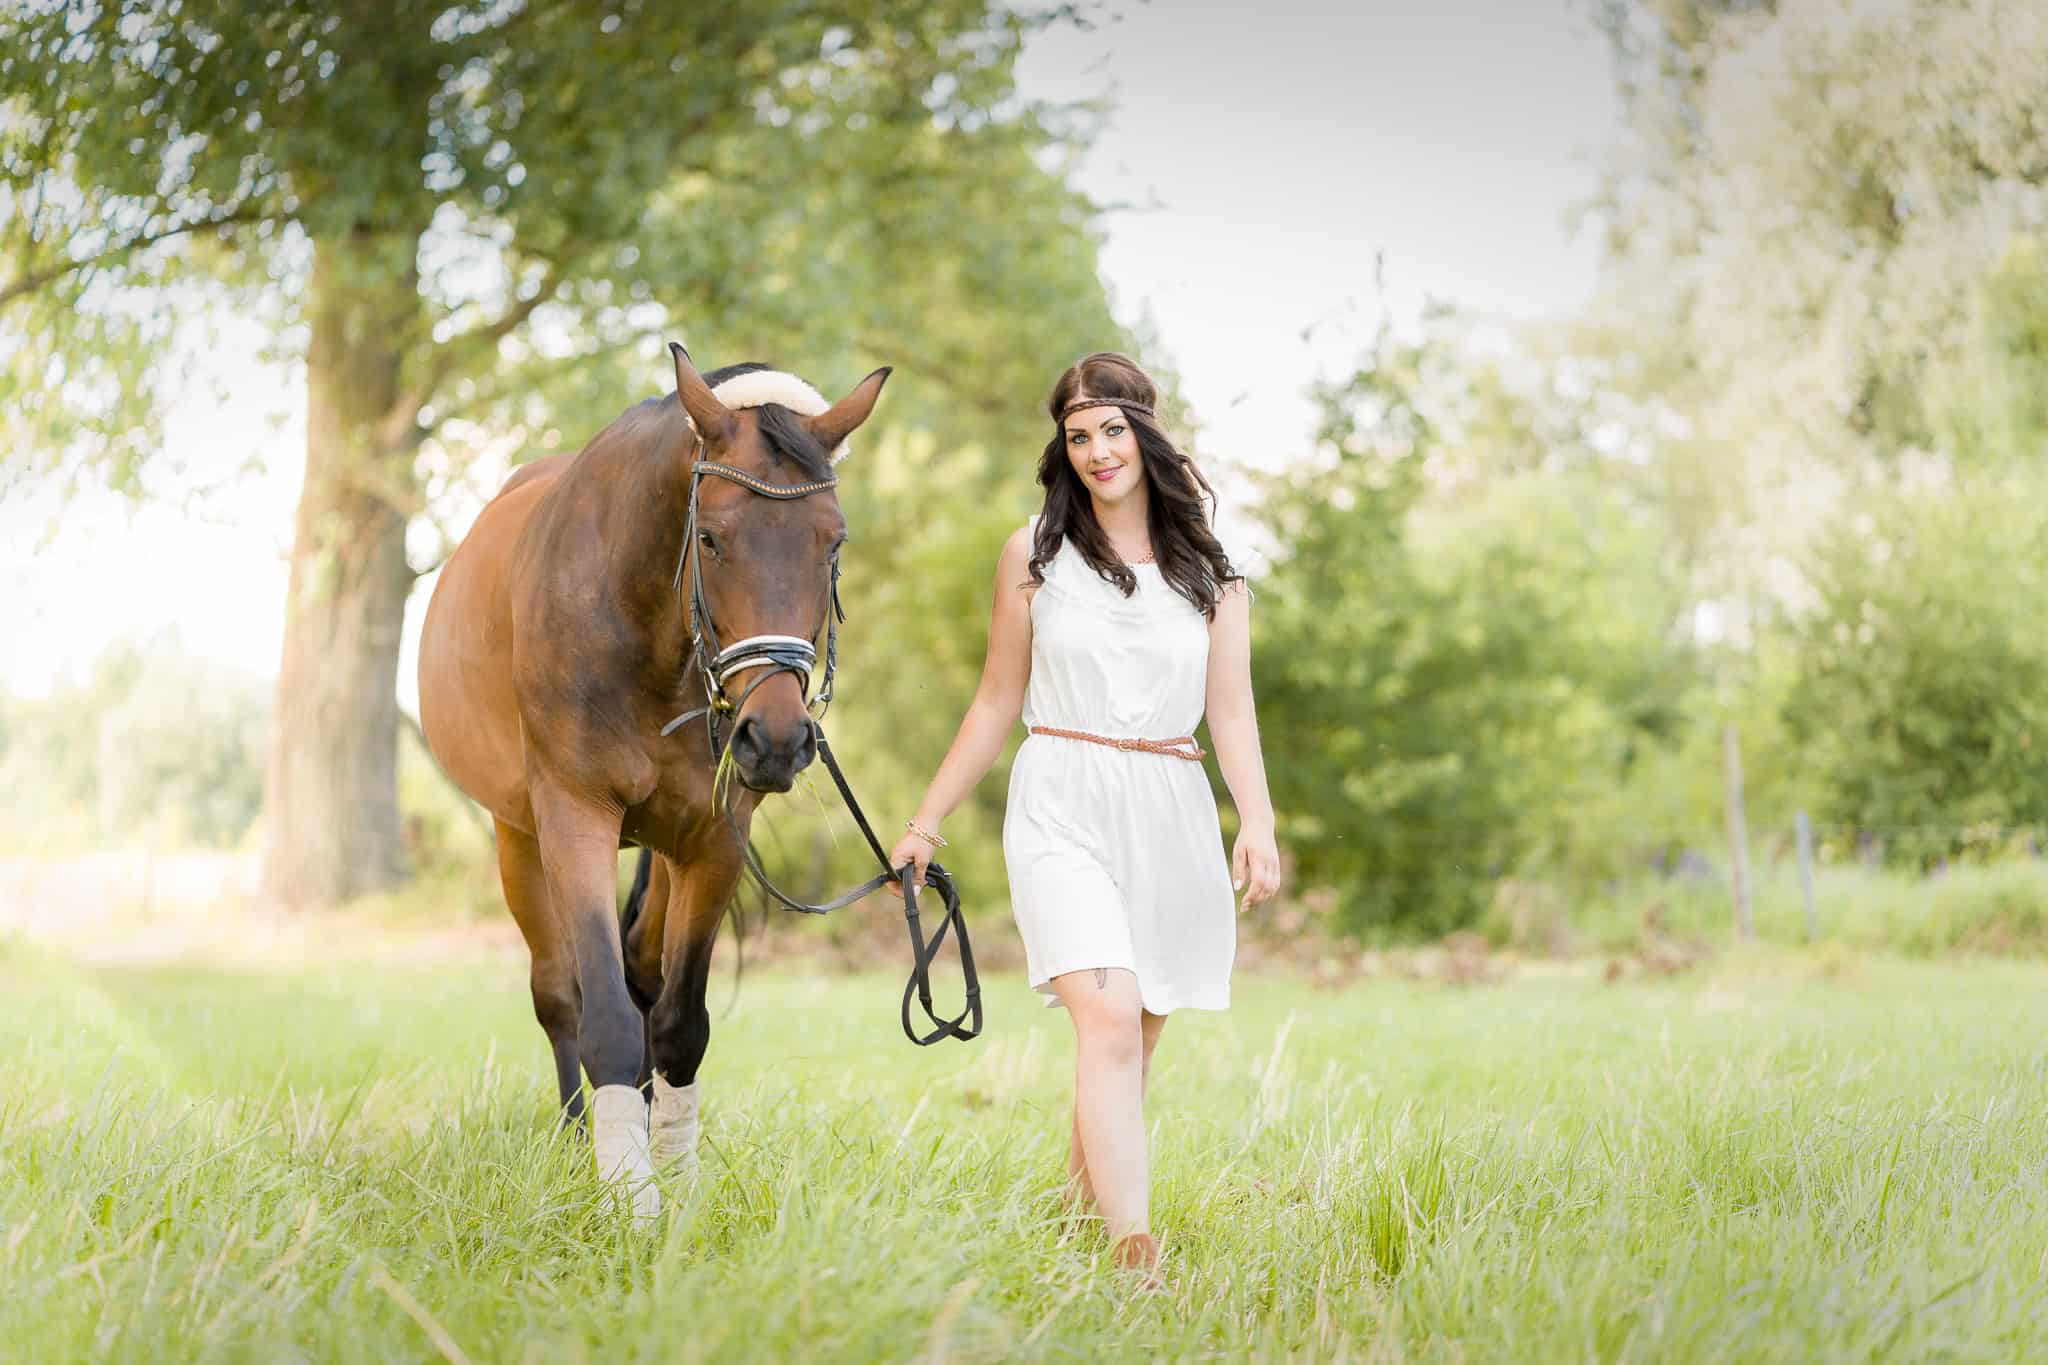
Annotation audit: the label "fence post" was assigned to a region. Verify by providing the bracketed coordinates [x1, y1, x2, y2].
[1795, 809, 1817, 940]
[1724, 723, 1753, 942]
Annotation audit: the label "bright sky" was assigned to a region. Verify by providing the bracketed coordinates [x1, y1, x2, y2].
[0, 0, 1620, 700]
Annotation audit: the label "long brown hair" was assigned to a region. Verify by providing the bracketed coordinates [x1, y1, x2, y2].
[1026, 352, 1243, 620]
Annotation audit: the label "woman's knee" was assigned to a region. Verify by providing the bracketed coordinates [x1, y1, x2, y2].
[1058, 968, 1143, 1058]
[1080, 1021, 1143, 1068]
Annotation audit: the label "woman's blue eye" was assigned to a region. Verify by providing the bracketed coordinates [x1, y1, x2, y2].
[1107, 424, 1125, 436]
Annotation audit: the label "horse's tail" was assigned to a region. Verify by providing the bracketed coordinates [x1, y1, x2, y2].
[620, 846, 654, 941]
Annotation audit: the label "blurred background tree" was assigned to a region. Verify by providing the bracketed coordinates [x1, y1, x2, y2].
[1208, 0, 2048, 935]
[1247, 311, 1696, 934]
[1578, 0, 2048, 873]
[7, 0, 2047, 945]
[0, 634, 266, 855]
[1782, 481, 2048, 868]
[1, 0, 1125, 907]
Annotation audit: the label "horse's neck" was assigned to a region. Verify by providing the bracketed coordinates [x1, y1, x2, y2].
[587, 418, 696, 678]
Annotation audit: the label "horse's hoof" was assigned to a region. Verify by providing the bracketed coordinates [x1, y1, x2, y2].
[591, 1083, 661, 1223]
[650, 1074, 700, 1176]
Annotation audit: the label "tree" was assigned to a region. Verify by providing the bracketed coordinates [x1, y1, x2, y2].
[1584, 0, 2048, 510]
[2, 1, 1123, 905]
[1582, 0, 2048, 854]
[1781, 479, 2048, 865]
[1249, 314, 1694, 935]
[0, 633, 267, 853]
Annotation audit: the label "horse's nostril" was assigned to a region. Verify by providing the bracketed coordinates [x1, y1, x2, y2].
[729, 715, 762, 763]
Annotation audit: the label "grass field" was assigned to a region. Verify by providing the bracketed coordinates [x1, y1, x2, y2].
[2, 930, 2045, 1362]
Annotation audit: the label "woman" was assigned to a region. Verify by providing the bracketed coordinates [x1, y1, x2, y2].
[885, 351, 1282, 1288]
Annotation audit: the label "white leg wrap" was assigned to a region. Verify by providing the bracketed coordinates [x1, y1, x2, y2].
[591, 1084, 660, 1223]
[650, 1074, 700, 1174]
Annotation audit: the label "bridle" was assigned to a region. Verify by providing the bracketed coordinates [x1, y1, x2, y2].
[658, 433, 982, 1047]
[661, 456, 842, 752]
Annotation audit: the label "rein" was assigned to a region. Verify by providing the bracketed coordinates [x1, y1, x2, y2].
[658, 447, 982, 1047]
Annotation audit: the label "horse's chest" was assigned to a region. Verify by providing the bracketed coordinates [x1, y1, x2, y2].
[619, 765, 724, 860]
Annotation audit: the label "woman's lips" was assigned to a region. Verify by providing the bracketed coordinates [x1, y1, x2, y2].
[1091, 466, 1121, 482]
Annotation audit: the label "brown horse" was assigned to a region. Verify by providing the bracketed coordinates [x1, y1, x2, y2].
[418, 344, 889, 1216]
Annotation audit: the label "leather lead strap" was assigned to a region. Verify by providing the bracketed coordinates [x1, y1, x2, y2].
[657, 444, 981, 1046]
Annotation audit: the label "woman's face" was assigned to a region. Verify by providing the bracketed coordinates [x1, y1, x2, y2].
[1063, 401, 1143, 504]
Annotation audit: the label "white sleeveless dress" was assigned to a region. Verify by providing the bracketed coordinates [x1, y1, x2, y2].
[1002, 513, 1245, 1013]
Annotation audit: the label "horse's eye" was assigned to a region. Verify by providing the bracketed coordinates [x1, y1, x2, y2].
[698, 531, 718, 555]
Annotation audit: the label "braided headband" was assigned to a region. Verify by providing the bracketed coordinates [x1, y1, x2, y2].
[1059, 396, 1154, 423]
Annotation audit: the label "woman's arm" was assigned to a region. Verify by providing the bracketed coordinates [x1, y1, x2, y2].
[1205, 579, 1281, 906]
[908, 525, 1035, 831]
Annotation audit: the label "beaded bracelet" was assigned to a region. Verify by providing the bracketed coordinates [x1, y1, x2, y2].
[904, 818, 948, 848]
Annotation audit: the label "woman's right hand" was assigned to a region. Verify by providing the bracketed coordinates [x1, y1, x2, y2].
[885, 827, 939, 900]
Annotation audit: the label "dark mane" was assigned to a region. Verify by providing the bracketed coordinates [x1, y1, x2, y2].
[700, 361, 771, 387]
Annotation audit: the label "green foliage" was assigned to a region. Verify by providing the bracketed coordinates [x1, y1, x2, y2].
[94, 653, 268, 847]
[1924, 234, 2048, 468]
[1562, 0, 2048, 905]
[1, 0, 1131, 906]
[0, 635, 267, 853]
[1551, 634, 1822, 904]
[394, 716, 495, 886]
[1586, 0, 2048, 478]
[1251, 319, 1698, 935]
[1780, 477, 2048, 865]
[0, 0, 1123, 508]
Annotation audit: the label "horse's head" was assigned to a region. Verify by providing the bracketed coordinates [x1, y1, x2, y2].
[669, 343, 890, 794]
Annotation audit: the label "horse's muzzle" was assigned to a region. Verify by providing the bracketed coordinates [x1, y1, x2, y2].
[729, 713, 819, 792]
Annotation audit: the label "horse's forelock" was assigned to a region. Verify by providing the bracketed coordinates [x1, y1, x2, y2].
[747, 404, 835, 483]
[683, 360, 839, 482]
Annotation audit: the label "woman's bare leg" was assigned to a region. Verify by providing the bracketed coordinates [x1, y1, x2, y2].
[1051, 968, 1162, 1241]
[1141, 1009, 1167, 1089]
[1066, 1007, 1167, 1214]
[1064, 1107, 1096, 1210]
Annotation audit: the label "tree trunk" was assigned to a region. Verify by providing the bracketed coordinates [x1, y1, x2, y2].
[260, 233, 422, 909]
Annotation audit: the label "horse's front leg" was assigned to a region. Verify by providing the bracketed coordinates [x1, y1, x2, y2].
[532, 782, 658, 1221]
[620, 849, 670, 1095]
[647, 852, 739, 1175]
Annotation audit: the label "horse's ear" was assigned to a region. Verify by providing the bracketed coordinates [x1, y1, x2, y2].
[670, 341, 737, 447]
[803, 367, 892, 458]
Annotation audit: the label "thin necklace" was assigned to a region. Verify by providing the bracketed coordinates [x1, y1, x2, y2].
[1125, 549, 1154, 566]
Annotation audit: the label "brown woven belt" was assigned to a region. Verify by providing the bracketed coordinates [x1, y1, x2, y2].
[1027, 725, 1206, 761]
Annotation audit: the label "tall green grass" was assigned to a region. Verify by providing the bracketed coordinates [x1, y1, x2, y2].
[3, 934, 2045, 1360]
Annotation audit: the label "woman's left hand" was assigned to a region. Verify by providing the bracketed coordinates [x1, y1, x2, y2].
[1231, 824, 1281, 911]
